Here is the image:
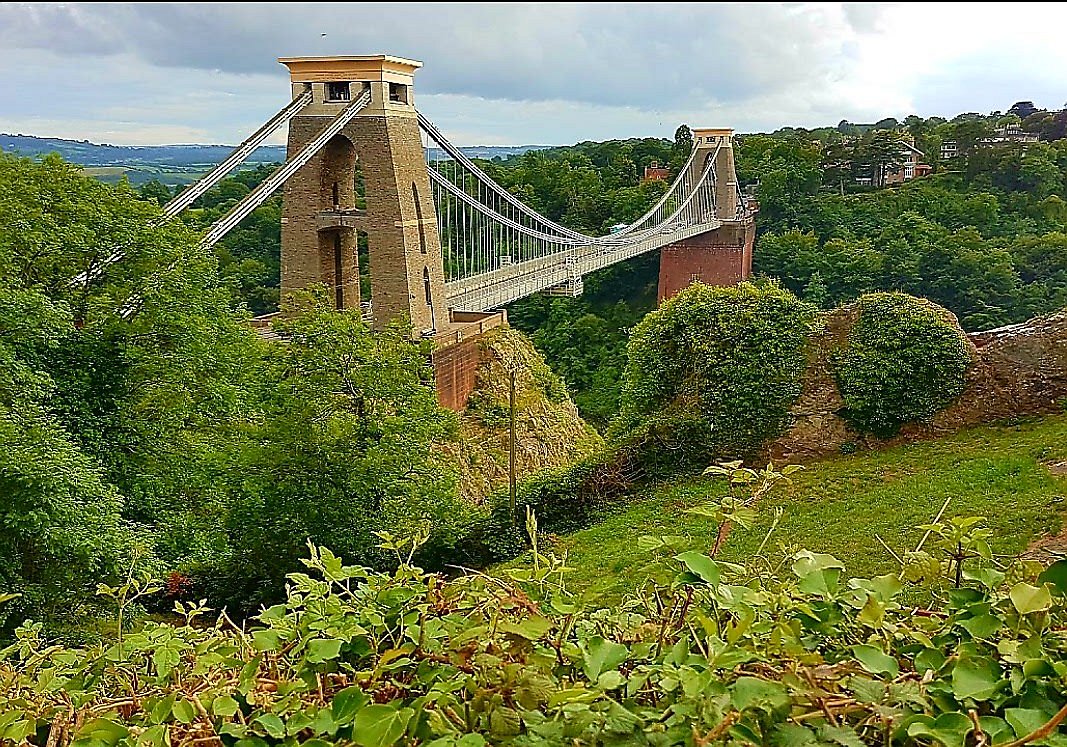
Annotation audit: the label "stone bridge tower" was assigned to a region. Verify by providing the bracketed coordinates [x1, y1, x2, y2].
[278, 55, 449, 334]
[658, 128, 756, 302]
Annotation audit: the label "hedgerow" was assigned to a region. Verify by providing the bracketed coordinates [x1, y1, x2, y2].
[3, 465, 1066, 746]
[831, 293, 972, 437]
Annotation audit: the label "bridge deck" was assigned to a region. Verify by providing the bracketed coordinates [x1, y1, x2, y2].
[444, 218, 725, 310]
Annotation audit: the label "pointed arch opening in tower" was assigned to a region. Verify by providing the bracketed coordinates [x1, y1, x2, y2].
[412, 182, 428, 254]
[317, 134, 358, 310]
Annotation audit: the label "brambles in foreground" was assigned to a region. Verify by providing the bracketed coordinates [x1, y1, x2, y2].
[3, 467, 1067, 746]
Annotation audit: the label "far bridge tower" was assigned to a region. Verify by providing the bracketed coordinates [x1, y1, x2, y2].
[657, 128, 756, 302]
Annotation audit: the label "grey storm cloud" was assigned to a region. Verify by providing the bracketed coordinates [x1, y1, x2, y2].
[0, 3, 872, 109]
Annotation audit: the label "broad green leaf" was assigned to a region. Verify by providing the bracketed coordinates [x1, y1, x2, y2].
[1, 720, 36, 743]
[1022, 658, 1056, 678]
[332, 686, 368, 725]
[352, 704, 414, 747]
[547, 687, 600, 706]
[259, 603, 287, 621]
[818, 724, 865, 747]
[907, 713, 973, 747]
[1004, 708, 1051, 739]
[251, 628, 281, 652]
[773, 723, 818, 747]
[603, 701, 641, 734]
[951, 657, 1003, 700]
[151, 644, 180, 676]
[848, 676, 885, 704]
[582, 636, 629, 681]
[792, 551, 845, 575]
[915, 647, 946, 674]
[675, 551, 720, 585]
[977, 716, 1013, 745]
[235, 737, 269, 747]
[73, 719, 129, 747]
[488, 706, 521, 737]
[731, 676, 789, 712]
[307, 638, 343, 663]
[212, 695, 240, 717]
[964, 566, 1006, 590]
[136, 725, 167, 747]
[856, 595, 886, 627]
[254, 714, 286, 740]
[852, 644, 899, 677]
[309, 709, 337, 736]
[150, 694, 176, 724]
[849, 574, 904, 602]
[958, 613, 1003, 639]
[499, 615, 552, 640]
[515, 674, 554, 709]
[596, 670, 626, 690]
[1038, 560, 1067, 595]
[794, 551, 845, 597]
[1010, 582, 1053, 614]
[172, 699, 196, 724]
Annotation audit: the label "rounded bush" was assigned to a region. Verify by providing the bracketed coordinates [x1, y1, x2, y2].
[831, 293, 971, 437]
[616, 281, 817, 467]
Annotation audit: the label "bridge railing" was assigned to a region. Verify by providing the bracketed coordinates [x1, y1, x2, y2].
[418, 112, 723, 287]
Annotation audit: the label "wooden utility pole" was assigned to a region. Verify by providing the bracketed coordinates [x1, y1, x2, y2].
[509, 369, 517, 526]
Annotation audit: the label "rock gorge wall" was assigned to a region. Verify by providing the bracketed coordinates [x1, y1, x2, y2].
[441, 326, 603, 503]
[770, 307, 1067, 461]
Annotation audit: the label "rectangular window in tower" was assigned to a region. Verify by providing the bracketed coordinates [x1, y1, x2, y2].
[326, 82, 351, 102]
[389, 82, 409, 104]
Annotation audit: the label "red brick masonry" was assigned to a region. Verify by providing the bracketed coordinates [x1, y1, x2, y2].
[657, 221, 755, 303]
[433, 336, 484, 411]
[432, 310, 507, 411]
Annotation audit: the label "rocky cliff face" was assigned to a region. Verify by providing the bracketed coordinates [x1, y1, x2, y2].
[769, 307, 1067, 461]
[441, 326, 603, 503]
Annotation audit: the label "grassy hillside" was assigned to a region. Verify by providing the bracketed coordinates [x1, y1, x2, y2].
[528, 414, 1067, 601]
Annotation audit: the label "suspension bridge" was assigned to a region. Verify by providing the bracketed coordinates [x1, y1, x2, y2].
[154, 55, 757, 407]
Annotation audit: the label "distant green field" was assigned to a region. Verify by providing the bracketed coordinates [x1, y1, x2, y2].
[519, 414, 1067, 602]
[84, 165, 208, 186]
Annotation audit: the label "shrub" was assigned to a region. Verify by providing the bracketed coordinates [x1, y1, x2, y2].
[439, 448, 627, 568]
[832, 293, 972, 437]
[4, 517, 1067, 745]
[615, 282, 817, 468]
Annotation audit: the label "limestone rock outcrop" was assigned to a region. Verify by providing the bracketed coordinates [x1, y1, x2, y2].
[769, 307, 1067, 461]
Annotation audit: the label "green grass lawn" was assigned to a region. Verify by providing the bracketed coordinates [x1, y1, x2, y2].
[529, 414, 1067, 602]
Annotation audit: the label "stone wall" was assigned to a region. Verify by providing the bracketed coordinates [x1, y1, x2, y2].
[769, 307, 1067, 462]
[281, 112, 449, 333]
[433, 336, 484, 411]
[657, 220, 755, 302]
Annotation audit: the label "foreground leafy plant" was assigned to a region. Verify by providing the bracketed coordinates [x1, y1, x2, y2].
[2, 513, 1066, 745]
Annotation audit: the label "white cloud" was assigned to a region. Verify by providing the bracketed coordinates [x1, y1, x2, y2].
[0, 3, 1064, 146]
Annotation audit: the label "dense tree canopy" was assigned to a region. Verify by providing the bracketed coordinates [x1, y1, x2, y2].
[0, 154, 462, 628]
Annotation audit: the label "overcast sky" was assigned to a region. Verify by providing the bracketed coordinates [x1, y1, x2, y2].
[1, 2, 1065, 146]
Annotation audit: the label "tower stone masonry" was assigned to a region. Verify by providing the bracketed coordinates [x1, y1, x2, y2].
[278, 55, 449, 334]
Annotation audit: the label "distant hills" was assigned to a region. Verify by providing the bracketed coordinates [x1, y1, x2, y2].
[0, 133, 551, 185]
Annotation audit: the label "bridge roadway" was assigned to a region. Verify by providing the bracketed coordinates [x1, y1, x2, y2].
[443, 217, 725, 311]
